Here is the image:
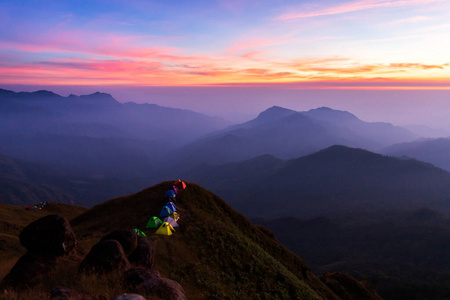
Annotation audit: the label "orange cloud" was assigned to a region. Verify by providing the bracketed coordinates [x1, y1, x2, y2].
[389, 63, 449, 70]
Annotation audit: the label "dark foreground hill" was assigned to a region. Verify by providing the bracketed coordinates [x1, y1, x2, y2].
[1, 182, 382, 300]
[186, 145, 450, 218]
[254, 209, 450, 300]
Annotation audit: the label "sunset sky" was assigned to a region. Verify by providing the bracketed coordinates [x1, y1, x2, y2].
[1, 0, 450, 127]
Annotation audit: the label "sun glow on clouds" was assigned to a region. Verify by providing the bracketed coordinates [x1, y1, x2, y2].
[0, 0, 450, 88]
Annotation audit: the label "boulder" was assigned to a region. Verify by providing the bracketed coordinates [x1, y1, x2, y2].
[138, 278, 187, 300]
[79, 239, 130, 274]
[128, 236, 156, 269]
[50, 286, 107, 300]
[100, 230, 138, 256]
[112, 293, 146, 300]
[19, 214, 77, 257]
[124, 266, 161, 288]
[0, 253, 53, 289]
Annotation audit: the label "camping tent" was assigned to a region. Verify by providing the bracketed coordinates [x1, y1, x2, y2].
[133, 228, 147, 236]
[166, 202, 177, 212]
[170, 212, 180, 221]
[163, 216, 179, 228]
[174, 179, 187, 190]
[165, 190, 176, 198]
[159, 206, 173, 218]
[156, 222, 175, 236]
[146, 216, 162, 229]
[172, 186, 179, 194]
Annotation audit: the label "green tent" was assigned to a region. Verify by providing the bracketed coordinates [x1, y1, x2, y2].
[146, 216, 162, 229]
[133, 228, 146, 237]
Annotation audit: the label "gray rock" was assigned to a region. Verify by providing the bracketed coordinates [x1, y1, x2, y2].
[101, 230, 138, 256]
[112, 293, 146, 300]
[19, 214, 77, 257]
[79, 239, 130, 274]
[128, 236, 156, 269]
[124, 266, 161, 288]
[0, 252, 53, 289]
[138, 278, 187, 300]
[50, 286, 107, 300]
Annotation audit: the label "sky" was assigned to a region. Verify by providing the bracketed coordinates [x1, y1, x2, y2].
[1, 0, 450, 128]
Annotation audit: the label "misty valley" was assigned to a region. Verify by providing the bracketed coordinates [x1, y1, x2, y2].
[1, 88, 449, 300]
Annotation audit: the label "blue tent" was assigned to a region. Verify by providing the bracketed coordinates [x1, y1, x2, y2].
[165, 190, 176, 198]
[166, 202, 177, 212]
[159, 206, 173, 217]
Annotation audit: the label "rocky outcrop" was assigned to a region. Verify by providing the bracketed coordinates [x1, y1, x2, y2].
[124, 266, 161, 288]
[128, 235, 156, 269]
[0, 214, 81, 289]
[0, 253, 53, 289]
[137, 278, 187, 300]
[100, 230, 138, 256]
[112, 293, 147, 300]
[79, 239, 131, 273]
[19, 214, 77, 257]
[50, 286, 107, 300]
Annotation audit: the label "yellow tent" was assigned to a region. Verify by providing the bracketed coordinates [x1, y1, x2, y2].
[170, 212, 180, 221]
[156, 222, 175, 236]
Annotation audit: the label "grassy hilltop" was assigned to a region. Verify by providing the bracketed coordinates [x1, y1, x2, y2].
[0, 181, 381, 299]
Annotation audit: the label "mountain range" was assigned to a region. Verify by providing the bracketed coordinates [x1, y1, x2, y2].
[185, 145, 450, 218]
[383, 137, 450, 172]
[0, 88, 230, 180]
[2, 88, 450, 299]
[166, 106, 417, 171]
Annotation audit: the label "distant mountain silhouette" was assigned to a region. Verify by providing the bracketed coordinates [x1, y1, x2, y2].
[402, 124, 450, 138]
[186, 145, 450, 218]
[383, 137, 450, 172]
[0, 88, 230, 181]
[0, 88, 229, 146]
[168, 106, 417, 170]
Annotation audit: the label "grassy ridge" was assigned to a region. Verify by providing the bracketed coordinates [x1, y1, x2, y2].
[1, 182, 381, 299]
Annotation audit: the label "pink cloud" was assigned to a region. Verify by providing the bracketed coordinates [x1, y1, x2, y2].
[277, 0, 445, 20]
[0, 29, 178, 60]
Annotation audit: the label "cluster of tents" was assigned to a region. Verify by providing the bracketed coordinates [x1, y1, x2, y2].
[26, 201, 47, 211]
[145, 180, 187, 236]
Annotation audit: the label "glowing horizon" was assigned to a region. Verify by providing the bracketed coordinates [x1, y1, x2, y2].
[1, 0, 449, 88]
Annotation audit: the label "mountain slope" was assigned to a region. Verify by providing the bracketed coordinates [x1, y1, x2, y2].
[383, 137, 450, 172]
[70, 181, 381, 299]
[255, 209, 450, 300]
[0, 154, 76, 206]
[0, 153, 149, 207]
[186, 145, 450, 218]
